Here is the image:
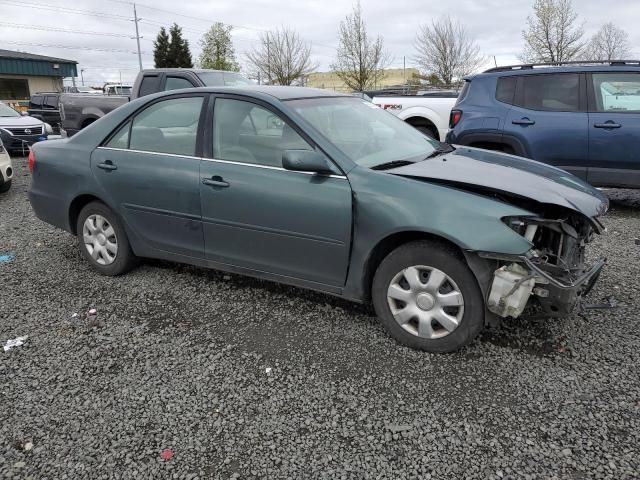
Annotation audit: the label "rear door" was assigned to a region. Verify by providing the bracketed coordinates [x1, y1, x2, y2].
[503, 73, 589, 179]
[199, 96, 353, 288]
[42, 95, 61, 130]
[91, 94, 206, 258]
[587, 71, 640, 187]
[28, 95, 43, 119]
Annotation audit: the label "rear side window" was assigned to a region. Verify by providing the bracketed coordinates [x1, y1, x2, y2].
[591, 73, 640, 113]
[106, 121, 131, 149]
[165, 76, 195, 91]
[496, 77, 516, 104]
[138, 75, 161, 97]
[517, 74, 580, 112]
[29, 96, 43, 108]
[44, 96, 58, 109]
[129, 97, 203, 156]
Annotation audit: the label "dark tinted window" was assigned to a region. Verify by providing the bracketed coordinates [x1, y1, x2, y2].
[138, 75, 161, 97]
[130, 97, 203, 156]
[165, 76, 195, 91]
[592, 73, 640, 113]
[496, 77, 516, 104]
[0, 79, 29, 100]
[29, 95, 43, 108]
[518, 74, 580, 112]
[44, 95, 58, 109]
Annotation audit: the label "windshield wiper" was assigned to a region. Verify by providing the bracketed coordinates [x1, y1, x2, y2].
[371, 160, 415, 171]
[424, 143, 456, 159]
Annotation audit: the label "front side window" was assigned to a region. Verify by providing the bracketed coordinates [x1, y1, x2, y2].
[592, 73, 640, 113]
[288, 97, 438, 168]
[213, 98, 312, 167]
[117, 97, 204, 156]
[138, 75, 161, 97]
[44, 96, 58, 109]
[29, 96, 43, 109]
[165, 76, 195, 91]
[518, 74, 580, 112]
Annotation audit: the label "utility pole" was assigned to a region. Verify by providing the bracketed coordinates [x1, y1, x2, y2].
[133, 3, 143, 71]
[403, 56, 406, 83]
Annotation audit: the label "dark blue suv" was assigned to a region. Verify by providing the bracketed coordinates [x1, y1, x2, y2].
[446, 61, 640, 188]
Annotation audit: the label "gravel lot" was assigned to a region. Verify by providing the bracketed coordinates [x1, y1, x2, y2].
[1, 156, 639, 479]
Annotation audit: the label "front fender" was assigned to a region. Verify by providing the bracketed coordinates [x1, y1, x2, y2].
[342, 167, 534, 301]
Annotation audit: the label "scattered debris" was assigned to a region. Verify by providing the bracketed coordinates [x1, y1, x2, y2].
[635, 238, 640, 246]
[0, 255, 14, 264]
[386, 424, 413, 433]
[265, 367, 272, 375]
[71, 313, 78, 318]
[584, 296, 619, 310]
[87, 308, 101, 328]
[160, 448, 174, 461]
[4, 336, 27, 352]
[24, 442, 33, 451]
[222, 275, 231, 281]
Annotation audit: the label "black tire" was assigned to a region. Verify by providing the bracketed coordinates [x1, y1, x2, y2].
[0, 180, 11, 193]
[372, 240, 484, 353]
[76, 201, 136, 276]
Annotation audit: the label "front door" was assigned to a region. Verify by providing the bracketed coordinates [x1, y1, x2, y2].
[503, 73, 589, 179]
[200, 97, 352, 288]
[587, 72, 640, 187]
[91, 95, 206, 258]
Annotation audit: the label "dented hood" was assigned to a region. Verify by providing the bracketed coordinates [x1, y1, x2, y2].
[388, 146, 609, 219]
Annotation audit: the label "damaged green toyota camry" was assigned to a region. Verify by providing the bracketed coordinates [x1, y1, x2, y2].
[29, 86, 608, 352]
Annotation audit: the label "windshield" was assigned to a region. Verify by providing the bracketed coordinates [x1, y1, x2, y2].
[287, 97, 437, 167]
[198, 71, 253, 87]
[0, 102, 20, 117]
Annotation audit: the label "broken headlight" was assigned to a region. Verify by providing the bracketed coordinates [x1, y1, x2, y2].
[502, 216, 538, 242]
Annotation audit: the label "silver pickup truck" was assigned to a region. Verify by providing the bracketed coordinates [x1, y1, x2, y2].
[60, 68, 251, 136]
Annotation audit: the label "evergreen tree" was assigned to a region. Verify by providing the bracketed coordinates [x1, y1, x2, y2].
[153, 27, 170, 68]
[166, 23, 194, 68]
[199, 22, 240, 71]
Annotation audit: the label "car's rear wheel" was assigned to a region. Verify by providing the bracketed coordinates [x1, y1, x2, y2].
[76, 201, 136, 276]
[0, 180, 11, 193]
[372, 240, 484, 352]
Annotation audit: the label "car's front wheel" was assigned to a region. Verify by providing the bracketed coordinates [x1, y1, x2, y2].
[372, 240, 484, 353]
[76, 201, 136, 276]
[0, 180, 11, 193]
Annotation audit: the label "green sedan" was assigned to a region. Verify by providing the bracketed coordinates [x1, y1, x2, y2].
[29, 86, 608, 352]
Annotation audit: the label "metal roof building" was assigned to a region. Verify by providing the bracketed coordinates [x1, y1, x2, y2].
[0, 49, 77, 104]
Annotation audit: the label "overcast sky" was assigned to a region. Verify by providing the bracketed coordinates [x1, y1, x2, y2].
[2, 0, 640, 86]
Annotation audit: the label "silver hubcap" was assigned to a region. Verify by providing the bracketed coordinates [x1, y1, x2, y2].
[386, 265, 464, 339]
[83, 214, 118, 266]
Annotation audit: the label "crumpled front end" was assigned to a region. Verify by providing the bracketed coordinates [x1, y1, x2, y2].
[479, 209, 606, 318]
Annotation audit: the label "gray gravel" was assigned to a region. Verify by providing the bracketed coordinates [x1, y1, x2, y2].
[1, 156, 639, 479]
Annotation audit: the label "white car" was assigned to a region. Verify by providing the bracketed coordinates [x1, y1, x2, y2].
[0, 138, 13, 193]
[372, 91, 458, 141]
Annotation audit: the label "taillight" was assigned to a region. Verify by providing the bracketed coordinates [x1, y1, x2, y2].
[449, 110, 463, 129]
[28, 149, 36, 173]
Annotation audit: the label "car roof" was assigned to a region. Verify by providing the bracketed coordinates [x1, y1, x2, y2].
[157, 85, 349, 101]
[468, 61, 640, 80]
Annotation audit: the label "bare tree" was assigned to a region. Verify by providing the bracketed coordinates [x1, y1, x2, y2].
[584, 22, 631, 61]
[331, 2, 390, 91]
[414, 16, 484, 88]
[246, 27, 316, 85]
[521, 0, 585, 63]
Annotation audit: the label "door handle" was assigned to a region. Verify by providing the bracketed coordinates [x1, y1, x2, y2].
[594, 122, 621, 129]
[512, 118, 536, 126]
[97, 161, 117, 171]
[202, 176, 229, 188]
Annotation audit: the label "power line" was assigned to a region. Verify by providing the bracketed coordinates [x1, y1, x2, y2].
[0, 21, 137, 38]
[2, 40, 148, 55]
[0, 0, 131, 20]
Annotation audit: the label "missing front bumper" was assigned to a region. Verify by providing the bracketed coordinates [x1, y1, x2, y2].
[481, 253, 606, 319]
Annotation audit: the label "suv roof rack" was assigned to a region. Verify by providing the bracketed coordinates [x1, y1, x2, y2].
[484, 60, 640, 73]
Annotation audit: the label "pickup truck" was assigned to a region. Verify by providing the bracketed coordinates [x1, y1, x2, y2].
[372, 91, 458, 141]
[60, 68, 252, 136]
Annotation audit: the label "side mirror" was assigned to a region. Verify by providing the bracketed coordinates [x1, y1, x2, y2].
[282, 150, 334, 174]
